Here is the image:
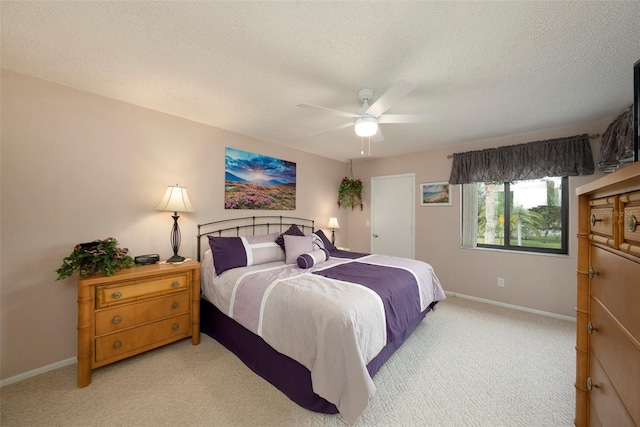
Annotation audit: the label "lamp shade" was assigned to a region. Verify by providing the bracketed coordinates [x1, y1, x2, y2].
[354, 117, 378, 137]
[155, 185, 195, 213]
[327, 217, 340, 229]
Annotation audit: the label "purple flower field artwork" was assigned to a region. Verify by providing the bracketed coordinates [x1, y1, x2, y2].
[225, 148, 296, 210]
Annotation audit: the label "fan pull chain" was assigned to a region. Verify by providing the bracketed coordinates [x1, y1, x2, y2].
[361, 136, 372, 156]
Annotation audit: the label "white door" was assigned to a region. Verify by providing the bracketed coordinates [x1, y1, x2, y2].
[371, 173, 415, 258]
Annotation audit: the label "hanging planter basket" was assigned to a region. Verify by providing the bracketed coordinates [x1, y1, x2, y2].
[337, 162, 363, 210]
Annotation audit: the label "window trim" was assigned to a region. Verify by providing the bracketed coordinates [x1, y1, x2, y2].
[474, 177, 569, 255]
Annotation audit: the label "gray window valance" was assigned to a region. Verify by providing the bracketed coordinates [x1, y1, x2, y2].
[448, 134, 594, 184]
[598, 105, 634, 173]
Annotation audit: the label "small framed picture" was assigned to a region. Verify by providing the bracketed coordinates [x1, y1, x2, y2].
[420, 182, 452, 206]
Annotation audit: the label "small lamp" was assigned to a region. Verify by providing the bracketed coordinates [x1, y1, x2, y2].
[327, 217, 340, 245]
[155, 184, 195, 263]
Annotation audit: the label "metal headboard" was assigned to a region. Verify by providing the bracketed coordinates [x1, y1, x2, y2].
[196, 215, 315, 262]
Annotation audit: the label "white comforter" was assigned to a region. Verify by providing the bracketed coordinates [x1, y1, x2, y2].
[201, 250, 445, 424]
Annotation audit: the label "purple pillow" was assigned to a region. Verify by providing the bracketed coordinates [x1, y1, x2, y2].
[275, 224, 305, 251]
[208, 236, 246, 275]
[297, 248, 330, 269]
[208, 233, 283, 275]
[313, 229, 336, 251]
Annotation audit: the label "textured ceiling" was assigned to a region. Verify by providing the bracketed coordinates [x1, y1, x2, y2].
[2, 1, 640, 162]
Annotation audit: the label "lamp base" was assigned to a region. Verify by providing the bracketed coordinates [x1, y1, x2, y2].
[166, 254, 186, 263]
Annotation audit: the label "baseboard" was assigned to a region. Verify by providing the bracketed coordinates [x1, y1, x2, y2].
[0, 357, 76, 388]
[445, 291, 576, 322]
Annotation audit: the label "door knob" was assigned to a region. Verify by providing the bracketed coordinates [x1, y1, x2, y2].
[373, 234, 379, 238]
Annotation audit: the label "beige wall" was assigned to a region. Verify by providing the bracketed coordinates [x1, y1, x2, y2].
[0, 68, 619, 382]
[348, 122, 611, 318]
[0, 70, 349, 380]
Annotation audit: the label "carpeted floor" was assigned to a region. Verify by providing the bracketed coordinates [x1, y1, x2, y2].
[0, 296, 575, 426]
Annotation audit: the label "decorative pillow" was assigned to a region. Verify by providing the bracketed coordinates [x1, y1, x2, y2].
[275, 224, 305, 251]
[297, 248, 330, 269]
[283, 234, 313, 264]
[313, 229, 337, 251]
[311, 233, 325, 251]
[208, 233, 283, 275]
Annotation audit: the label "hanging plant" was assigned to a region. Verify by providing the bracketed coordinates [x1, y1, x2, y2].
[337, 176, 363, 211]
[56, 237, 134, 280]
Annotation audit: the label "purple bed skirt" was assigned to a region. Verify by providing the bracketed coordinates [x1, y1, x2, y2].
[200, 297, 438, 414]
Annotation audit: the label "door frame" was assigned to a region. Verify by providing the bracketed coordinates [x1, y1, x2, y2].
[370, 173, 415, 258]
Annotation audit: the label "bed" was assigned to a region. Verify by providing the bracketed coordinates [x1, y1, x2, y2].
[197, 216, 446, 424]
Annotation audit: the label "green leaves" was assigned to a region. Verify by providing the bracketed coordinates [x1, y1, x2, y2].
[56, 237, 134, 280]
[337, 177, 363, 211]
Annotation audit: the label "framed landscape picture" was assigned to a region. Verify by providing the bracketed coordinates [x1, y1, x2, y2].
[224, 148, 296, 210]
[420, 182, 452, 206]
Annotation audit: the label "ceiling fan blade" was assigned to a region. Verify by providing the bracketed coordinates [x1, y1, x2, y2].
[372, 128, 384, 143]
[378, 114, 443, 124]
[365, 79, 417, 118]
[297, 103, 360, 119]
[308, 121, 354, 138]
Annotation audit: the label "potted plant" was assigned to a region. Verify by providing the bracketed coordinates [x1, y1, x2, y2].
[337, 176, 363, 210]
[56, 237, 134, 280]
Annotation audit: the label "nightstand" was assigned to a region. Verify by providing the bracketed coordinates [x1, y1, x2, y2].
[77, 260, 200, 387]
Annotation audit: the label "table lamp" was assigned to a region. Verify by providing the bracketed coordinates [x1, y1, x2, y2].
[327, 217, 340, 245]
[155, 184, 195, 263]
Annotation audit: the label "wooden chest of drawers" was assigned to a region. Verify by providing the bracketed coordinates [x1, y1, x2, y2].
[77, 260, 200, 387]
[576, 162, 640, 426]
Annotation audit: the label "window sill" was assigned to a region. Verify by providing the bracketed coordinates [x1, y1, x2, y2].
[458, 245, 570, 258]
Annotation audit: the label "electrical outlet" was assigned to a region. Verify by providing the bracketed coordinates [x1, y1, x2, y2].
[498, 277, 505, 287]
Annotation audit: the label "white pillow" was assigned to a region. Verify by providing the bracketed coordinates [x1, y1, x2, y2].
[311, 233, 326, 251]
[283, 235, 313, 264]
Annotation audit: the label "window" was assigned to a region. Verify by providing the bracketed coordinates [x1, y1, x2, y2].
[463, 177, 568, 254]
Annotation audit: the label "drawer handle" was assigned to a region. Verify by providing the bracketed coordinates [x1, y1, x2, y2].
[172, 323, 180, 331]
[112, 291, 122, 299]
[587, 322, 598, 334]
[112, 316, 122, 324]
[172, 302, 179, 309]
[586, 377, 599, 391]
[113, 341, 122, 350]
[627, 214, 638, 232]
[171, 281, 180, 288]
[588, 267, 600, 279]
[590, 214, 602, 227]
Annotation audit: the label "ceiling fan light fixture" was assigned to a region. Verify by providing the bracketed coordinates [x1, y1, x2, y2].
[354, 117, 378, 137]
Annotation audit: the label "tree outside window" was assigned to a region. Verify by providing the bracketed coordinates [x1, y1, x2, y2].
[470, 177, 568, 254]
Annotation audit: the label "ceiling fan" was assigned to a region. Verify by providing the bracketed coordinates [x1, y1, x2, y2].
[297, 79, 441, 143]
